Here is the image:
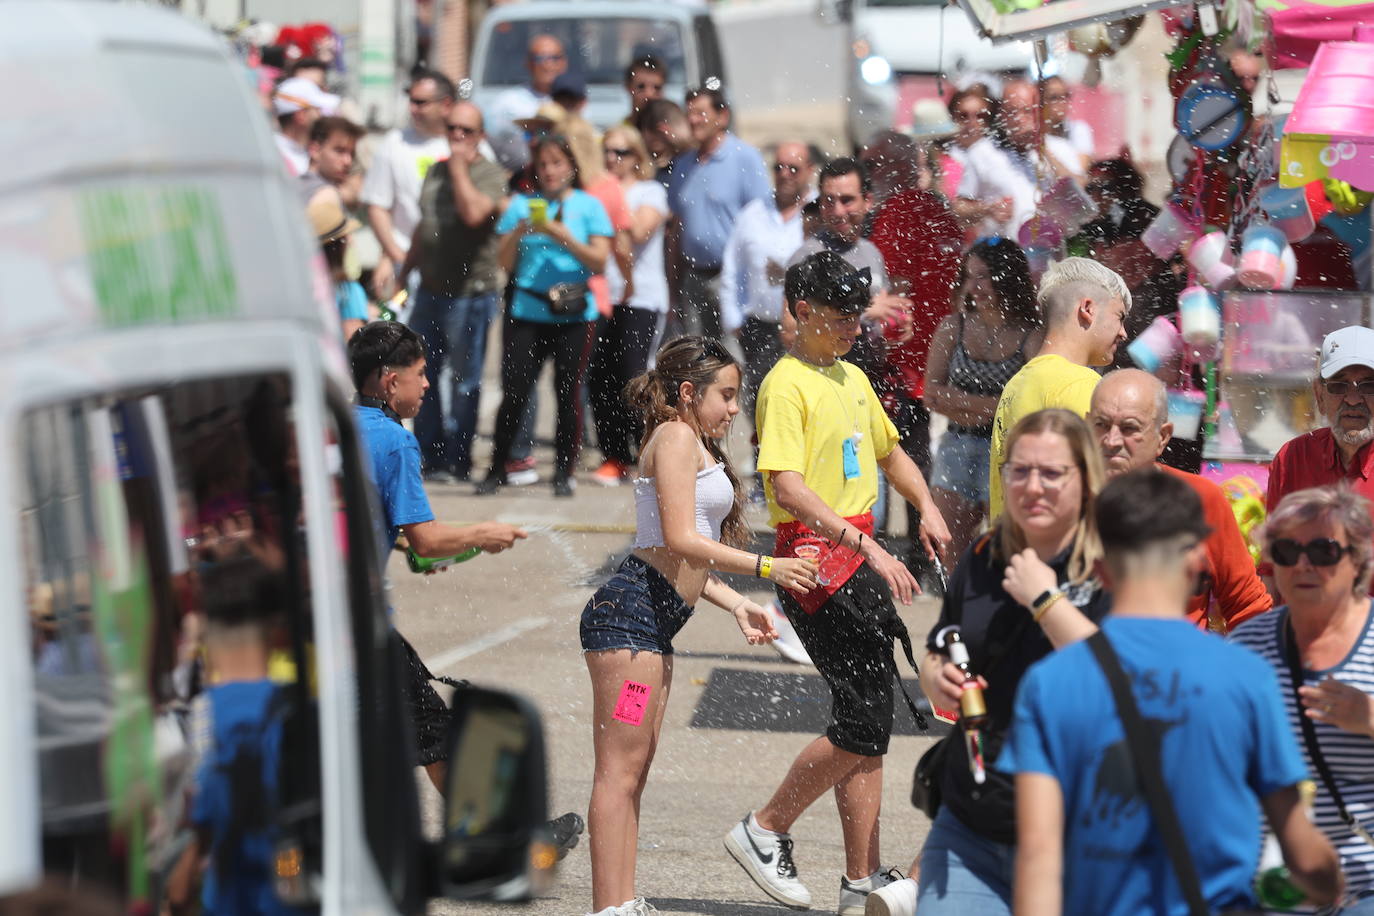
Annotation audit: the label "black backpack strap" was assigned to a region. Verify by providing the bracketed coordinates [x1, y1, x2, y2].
[1087, 631, 1210, 916]
[1282, 612, 1374, 848]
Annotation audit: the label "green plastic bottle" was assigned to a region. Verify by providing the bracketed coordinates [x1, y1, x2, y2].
[1256, 863, 1306, 909]
[407, 546, 481, 573]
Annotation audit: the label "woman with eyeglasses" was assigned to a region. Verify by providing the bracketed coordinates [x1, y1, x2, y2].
[1231, 484, 1374, 912]
[877, 409, 1108, 916]
[477, 134, 613, 498]
[588, 126, 671, 487]
[924, 239, 1042, 560]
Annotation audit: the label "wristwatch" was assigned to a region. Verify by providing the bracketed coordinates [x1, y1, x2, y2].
[1030, 588, 1066, 623]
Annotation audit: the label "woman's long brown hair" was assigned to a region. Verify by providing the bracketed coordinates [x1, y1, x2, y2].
[625, 336, 750, 549]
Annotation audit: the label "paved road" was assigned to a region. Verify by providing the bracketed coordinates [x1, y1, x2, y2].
[395, 456, 943, 915]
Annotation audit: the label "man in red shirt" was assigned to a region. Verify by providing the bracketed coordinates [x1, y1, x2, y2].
[1265, 326, 1374, 593]
[1089, 369, 1271, 631]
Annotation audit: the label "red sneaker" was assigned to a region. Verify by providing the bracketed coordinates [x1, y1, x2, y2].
[591, 459, 630, 487]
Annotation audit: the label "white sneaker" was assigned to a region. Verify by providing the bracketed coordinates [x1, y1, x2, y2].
[724, 814, 812, 909]
[862, 876, 918, 916]
[630, 899, 658, 914]
[585, 902, 638, 916]
[768, 602, 814, 666]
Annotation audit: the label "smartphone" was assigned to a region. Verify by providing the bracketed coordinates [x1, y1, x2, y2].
[528, 198, 548, 227]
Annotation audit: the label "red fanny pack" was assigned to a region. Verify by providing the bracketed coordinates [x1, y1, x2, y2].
[774, 512, 874, 615]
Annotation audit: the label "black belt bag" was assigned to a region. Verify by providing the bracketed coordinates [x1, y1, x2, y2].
[519, 282, 589, 316]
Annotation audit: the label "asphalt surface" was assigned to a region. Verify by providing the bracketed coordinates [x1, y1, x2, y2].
[394, 404, 944, 915]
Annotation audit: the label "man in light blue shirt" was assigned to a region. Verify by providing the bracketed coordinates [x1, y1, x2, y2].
[667, 86, 770, 339]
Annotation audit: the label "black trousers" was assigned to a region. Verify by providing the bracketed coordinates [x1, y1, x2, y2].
[588, 304, 663, 465]
[740, 316, 785, 417]
[489, 316, 594, 478]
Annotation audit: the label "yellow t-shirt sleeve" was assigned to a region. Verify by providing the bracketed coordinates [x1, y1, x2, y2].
[865, 376, 901, 461]
[756, 381, 808, 475]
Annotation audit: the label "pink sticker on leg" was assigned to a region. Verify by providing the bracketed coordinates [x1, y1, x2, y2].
[612, 680, 652, 726]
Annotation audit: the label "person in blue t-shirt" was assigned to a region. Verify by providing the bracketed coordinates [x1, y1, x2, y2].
[347, 321, 527, 787]
[476, 134, 613, 499]
[1003, 468, 1342, 915]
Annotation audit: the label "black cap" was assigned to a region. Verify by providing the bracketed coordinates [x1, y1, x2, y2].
[784, 250, 872, 315]
[551, 72, 587, 100]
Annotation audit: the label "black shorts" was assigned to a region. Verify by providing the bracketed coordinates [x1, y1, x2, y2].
[398, 631, 451, 766]
[776, 562, 903, 757]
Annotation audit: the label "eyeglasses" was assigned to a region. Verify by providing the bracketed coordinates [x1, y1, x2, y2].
[447, 124, 480, 136]
[1001, 463, 1077, 489]
[1322, 379, 1374, 397]
[530, 53, 566, 64]
[604, 147, 633, 158]
[1270, 537, 1353, 567]
[774, 162, 803, 175]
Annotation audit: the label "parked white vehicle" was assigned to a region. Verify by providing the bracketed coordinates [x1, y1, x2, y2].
[0, 3, 548, 911]
[821, 0, 1034, 147]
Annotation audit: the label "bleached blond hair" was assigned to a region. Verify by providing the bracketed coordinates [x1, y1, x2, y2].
[1037, 257, 1132, 325]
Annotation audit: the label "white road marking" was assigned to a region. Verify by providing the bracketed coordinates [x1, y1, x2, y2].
[425, 616, 551, 673]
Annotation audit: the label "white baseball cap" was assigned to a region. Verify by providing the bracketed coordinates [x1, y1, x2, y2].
[273, 76, 340, 116]
[1319, 325, 1374, 379]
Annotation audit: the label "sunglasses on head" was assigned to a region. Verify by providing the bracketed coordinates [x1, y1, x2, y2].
[1270, 537, 1353, 567]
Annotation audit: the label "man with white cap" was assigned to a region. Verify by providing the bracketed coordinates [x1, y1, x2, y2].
[1267, 326, 1374, 565]
[273, 75, 340, 177]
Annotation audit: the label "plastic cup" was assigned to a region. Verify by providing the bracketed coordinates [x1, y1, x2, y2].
[1261, 185, 1315, 242]
[1168, 390, 1206, 440]
[1279, 242, 1298, 290]
[794, 543, 828, 586]
[1127, 315, 1183, 373]
[1187, 230, 1236, 290]
[1178, 285, 1221, 349]
[1141, 203, 1200, 261]
[1238, 224, 1286, 289]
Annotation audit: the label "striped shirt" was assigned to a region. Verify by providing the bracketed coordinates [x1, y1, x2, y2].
[1230, 605, 1374, 895]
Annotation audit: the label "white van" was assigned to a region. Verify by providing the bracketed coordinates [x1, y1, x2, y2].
[0, 2, 548, 911]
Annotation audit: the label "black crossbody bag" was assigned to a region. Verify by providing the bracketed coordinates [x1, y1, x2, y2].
[1089, 631, 1214, 916]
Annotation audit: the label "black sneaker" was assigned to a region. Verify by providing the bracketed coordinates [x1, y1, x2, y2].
[474, 474, 505, 496]
[547, 811, 585, 861]
[553, 475, 576, 498]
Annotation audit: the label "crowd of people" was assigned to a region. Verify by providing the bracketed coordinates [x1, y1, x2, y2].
[260, 33, 1374, 916]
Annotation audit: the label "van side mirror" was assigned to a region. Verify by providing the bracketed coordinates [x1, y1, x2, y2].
[437, 685, 554, 901]
[816, 0, 853, 24]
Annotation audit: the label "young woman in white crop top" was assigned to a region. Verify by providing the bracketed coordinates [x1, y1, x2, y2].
[579, 336, 818, 916]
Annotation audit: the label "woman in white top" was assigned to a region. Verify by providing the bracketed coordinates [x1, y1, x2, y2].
[580, 336, 818, 916]
[588, 126, 672, 487]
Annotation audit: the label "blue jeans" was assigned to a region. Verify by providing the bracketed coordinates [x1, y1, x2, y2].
[916, 808, 1014, 916]
[408, 288, 500, 475]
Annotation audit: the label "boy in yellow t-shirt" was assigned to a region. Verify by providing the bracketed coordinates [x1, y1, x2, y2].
[988, 257, 1131, 518]
[724, 251, 951, 914]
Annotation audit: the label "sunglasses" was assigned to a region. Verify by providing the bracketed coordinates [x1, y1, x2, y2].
[530, 53, 565, 64]
[1270, 537, 1353, 567]
[408, 95, 438, 106]
[604, 147, 633, 157]
[1322, 379, 1374, 397]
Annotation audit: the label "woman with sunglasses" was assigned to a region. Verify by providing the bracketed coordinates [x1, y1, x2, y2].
[1232, 484, 1374, 912]
[588, 126, 671, 487]
[477, 134, 613, 498]
[875, 409, 1109, 916]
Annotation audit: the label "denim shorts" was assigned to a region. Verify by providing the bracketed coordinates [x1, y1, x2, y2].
[580, 554, 694, 654]
[931, 428, 992, 504]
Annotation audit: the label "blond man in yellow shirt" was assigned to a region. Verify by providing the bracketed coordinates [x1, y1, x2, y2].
[988, 258, 1131, 518]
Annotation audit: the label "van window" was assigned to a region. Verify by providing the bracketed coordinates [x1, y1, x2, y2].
[482, 17, 687, 87]
[21, 375, 322, 912]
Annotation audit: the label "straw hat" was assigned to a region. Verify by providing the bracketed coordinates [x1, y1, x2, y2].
[306, 185, 360, 243]
[906, 98, 956, 139]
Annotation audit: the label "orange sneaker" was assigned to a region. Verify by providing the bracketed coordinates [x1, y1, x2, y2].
[592, 459, 630, 487]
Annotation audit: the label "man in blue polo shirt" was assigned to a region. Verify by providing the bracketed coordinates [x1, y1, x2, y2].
[667, 85, 770, 339]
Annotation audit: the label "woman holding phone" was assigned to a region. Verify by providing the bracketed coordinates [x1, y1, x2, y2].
[477, 134, 613, 498]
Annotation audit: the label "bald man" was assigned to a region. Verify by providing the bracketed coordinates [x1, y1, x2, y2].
[1089, 369, 1271, 631]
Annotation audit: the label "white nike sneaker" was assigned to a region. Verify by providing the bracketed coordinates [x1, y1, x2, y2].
[862, 875, 918, 916]
[724, 814, 812, 909]
[768, 601, 814, 666]
[838, 867, 902, 915]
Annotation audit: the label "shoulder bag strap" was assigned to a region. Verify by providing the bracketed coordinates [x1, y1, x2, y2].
[1282, 611, 1374, 848]
[1087, 631, 1210, 916]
